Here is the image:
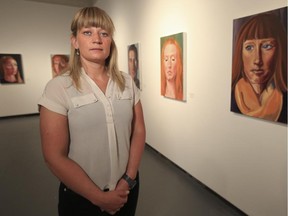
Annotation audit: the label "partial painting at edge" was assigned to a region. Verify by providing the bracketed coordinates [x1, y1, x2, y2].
[0, 54, 25, 84]
[160, 32, 185, 101]
[51, 54, 69, 78]
[231, 7, 287, 124]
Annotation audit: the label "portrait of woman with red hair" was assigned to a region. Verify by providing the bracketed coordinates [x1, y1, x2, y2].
[231, 7, 287, 124]
[161, 33, 184, 101]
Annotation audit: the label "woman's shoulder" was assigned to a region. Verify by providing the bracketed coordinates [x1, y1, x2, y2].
[45, 72, 73, 89]
[120, 71, 134, 87]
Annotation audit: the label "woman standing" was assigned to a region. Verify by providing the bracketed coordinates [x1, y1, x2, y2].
[39, 7, 146, 216]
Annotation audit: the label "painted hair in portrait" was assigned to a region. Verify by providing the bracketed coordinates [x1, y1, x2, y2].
[127, 43, 141, 90]
[160, 32, 185, 101]
[231, 7, 287, 124]
[0, 54, 24, 85]
[51, 54, 69, 77]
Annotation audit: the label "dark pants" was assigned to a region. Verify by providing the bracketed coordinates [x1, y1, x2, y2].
[58, 174, 139, 216]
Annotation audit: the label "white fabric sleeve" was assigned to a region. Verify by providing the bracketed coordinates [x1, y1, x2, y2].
[38, 77, 69, 116]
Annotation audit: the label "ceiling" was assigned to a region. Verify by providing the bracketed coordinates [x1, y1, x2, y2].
[23, 0, 98, 7]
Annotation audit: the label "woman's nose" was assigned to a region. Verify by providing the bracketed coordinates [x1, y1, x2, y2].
[92, 33, 102, 44]
[253, 47, 263, 66]
[167, 59, 172, 67]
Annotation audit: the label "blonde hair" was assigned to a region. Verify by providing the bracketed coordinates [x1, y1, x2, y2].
[69, 7, 125, 91]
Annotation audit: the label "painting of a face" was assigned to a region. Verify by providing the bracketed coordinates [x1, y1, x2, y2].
[231, 7, 287, 124]
[127, 43, 141, 89]
[128, 49, 138, 79]
[242, 38, 276, 85]
[3, 58, 18, 76]
[0, 54, 24, 84]
[52, 56, 66, 75]
[160, 33, 185, 101]
[163, 44, 177, 82]
[51, 54, 69, 77]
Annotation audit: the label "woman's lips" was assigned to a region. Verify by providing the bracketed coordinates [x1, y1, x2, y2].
[252, 69, 264, 74]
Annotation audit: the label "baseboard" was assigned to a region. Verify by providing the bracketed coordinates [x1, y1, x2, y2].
[0, 113, 39, 119]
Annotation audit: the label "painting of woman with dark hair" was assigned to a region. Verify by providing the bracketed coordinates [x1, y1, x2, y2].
[231, 7, 287, 124]
[128, 44, 140, 89]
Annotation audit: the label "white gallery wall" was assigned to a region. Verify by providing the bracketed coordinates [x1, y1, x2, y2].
[0, 0, 79, 117]
[0, 0, 287, 216]
[96, 0, 287, 216]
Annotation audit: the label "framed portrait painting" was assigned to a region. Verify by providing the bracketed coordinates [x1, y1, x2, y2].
[51, 54, 69, 77]
[160, 32, 185, 101]
[231, 7, 287, 124]
[127, 43, 141, 90]
[0, 54, 24, 84]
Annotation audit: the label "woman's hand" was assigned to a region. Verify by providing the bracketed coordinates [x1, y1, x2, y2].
[115, 178, 130, 191]
[99, 189, 129, 214]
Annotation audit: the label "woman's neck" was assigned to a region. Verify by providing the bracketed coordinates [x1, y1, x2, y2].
[165, 81, 176, 98]
[82, 58, 107, 80]
[82, 59, 109, 93]
[4, 75, 17, 83]
[250, 83, 266, 96]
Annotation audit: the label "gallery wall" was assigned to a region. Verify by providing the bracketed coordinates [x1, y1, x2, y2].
[95, 0, 287, 216]
[0, 0, 79, 117]
[0, 0, 287, 216]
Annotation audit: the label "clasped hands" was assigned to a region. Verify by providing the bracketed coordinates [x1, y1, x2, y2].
[100, 178, 130, 215]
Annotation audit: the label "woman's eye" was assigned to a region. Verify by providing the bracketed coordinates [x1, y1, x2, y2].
[262, 43, 274, 50]
[245, 45, 254, 51]
[83, 31, 92, 36]
[100, 32, 109, 37]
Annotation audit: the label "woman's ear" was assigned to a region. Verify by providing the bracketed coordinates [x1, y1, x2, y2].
[71, 35, 78, 49]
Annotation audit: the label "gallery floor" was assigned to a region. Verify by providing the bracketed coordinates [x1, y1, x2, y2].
[0, 115, 247, 216]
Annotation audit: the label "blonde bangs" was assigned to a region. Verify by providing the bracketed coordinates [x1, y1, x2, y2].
[71, 7, 115, 36]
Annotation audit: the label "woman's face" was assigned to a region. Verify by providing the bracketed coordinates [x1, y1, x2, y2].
[163, 44, 177, 81]
[72, 26, 112, 64]
[242, 38, 276, 85]
[3, 58, 18, 76]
